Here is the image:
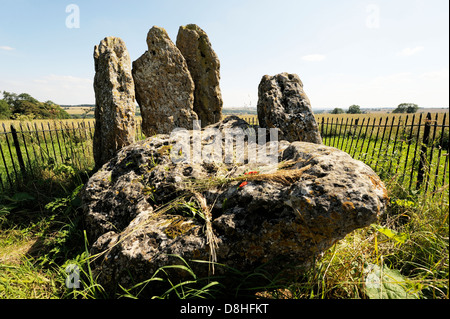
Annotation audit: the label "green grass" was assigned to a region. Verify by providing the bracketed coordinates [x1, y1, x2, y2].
[0, 258, 61, 298]
[1, 161, 447, 299]
[286, 191, 448, 299]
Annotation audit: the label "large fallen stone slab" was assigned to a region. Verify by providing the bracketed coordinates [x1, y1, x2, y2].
[81, 116, 387, 295]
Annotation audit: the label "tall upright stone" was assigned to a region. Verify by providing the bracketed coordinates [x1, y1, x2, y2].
[132, 26, 198, 136]
[93, 36, 136, 169]
[257, 73, 322, 144]
[176, 24, 223, 127]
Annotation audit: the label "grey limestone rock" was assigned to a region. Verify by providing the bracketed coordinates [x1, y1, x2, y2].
[132, 26, 198, 136]
[93, 36, 136, 169]
[176, 24, 223, 127]
[257, 72, 322, 144]
[81, 116, 387, 295]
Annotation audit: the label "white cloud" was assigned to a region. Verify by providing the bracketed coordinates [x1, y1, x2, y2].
[0, 46, 14, 51]
[301, 54, 326, 62]
[397, 46, 424, 57]
[420, 67, 449, 81]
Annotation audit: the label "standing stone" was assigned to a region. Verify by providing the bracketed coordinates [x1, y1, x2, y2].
[93, 36, 136, 169]
[257, 73, 322, 144]
[132, 26, 198, 136]
[176, 24, 223, 127]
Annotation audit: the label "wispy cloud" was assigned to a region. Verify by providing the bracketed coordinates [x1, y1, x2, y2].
[0, 46, 15, 51]
[301, 54, 326, 62]
[397, 46, 424, 57]
[420, 67, 449, 81]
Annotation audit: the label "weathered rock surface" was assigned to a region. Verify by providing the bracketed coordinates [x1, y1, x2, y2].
[257, 73, 322, 144]
[132, 26, 198, 136]
[93, 36, 136, 169]
[176, 24, 223, 127]
[82, 116, 387, 294]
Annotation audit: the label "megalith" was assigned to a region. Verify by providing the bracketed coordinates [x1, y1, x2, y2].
[176, 24, 223, 127]
[257, 73, 322, 144]
[132, 26, 198, 136]
[93, 36, 136, 169]
[81, 116, 387, 295]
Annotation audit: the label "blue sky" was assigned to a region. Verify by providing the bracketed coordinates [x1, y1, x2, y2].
[0, 0, 448, 109]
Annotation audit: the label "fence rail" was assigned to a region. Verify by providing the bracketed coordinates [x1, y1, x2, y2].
[1, 113, 449, 196]
[0, 121, 93, 191]
[317, 112, 449, 194]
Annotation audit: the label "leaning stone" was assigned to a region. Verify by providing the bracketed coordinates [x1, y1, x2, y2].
[132, 26, 198, 136]
[93, 36, 136, 169]
[257, 72, 322, 144]
[176, 24, 223, 127]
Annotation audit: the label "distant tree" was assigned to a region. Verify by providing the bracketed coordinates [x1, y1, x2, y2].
[331, 107, 345, 114]
[0, 99, 12, 119]
[12, 100, 39, 117]
[18, 93, 39, 104]
[393, 104, 407, 113]
[406, 103, 419, 113]
[2, 91, 19, 108]
[393, 103, 419, 114]
[2, 91, 71, 120]
[347, 105, 362, 114]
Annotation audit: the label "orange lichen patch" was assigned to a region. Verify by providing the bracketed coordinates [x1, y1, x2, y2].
[342, 201, 355, 212]
[156, 145, 173, 156]
[330, 210, 341, 220]
[368, 173, 382, 187]
[367, 173, 389, 200]
[246, 244, 265, 259]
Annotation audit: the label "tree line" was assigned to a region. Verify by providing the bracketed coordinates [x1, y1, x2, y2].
[0, 91, 71, 120]
[330, 103, 419, 114]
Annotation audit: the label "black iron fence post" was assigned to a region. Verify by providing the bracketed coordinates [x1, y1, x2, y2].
[10, 124, 27, 179]
[417, 112, 432, 189]
[433, 113, 447, 192]
[0, 138, 13, 189]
